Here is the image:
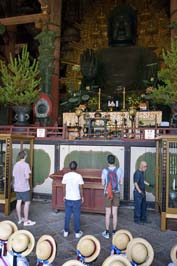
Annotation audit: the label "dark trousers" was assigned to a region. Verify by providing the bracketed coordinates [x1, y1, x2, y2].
[64, 199, 81, 233]
[134, 190, 147, 223]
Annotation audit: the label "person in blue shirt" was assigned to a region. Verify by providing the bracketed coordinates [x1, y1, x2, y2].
[133, 161, 151, 224]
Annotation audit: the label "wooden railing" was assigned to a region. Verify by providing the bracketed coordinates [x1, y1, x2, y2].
[0, 124, 176, 140]
[68, 125, 177, 141]
[0, 125, 67, 139]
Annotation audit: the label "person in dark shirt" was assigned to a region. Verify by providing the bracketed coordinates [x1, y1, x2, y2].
[133, 161, 151, 224]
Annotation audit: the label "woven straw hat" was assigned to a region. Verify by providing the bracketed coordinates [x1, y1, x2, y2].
[7, 230, 35, 257]
[62, 260, 84, 266]
[112, 229, 133, 252]
[0, 220, 18, 241]
[126, 238, 154, 266]
[77, 235, 101, 263]
[170, 244, 177, 263]
[36, 235, 56, 263]
[102, 255, 132, 266]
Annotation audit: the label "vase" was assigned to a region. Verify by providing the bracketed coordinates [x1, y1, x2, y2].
[13, 105, 31, 126]
[129, 106, 137, 118]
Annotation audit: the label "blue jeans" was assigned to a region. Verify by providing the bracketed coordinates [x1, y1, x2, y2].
[134, 190, 147, 223]
[64, 199, 81, 233]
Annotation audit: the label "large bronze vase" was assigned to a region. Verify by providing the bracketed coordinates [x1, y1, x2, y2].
[13, 105, 31, 126]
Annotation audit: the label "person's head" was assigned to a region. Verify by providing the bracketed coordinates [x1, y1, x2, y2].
[139, 161, 148, 172]
[107, 154, 115, 165]
[18, 150, 27, 160]
[69, 161, 77, 171]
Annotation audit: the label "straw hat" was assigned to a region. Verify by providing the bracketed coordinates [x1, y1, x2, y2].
[62, 260, 84, 266]
[102, 255, 132, 266]
[77, 235, 100, 263]
[112, 229, 133, 252]
[7, 230, 35, 257]
[36, 235, 56, 263]
[0, 220, 18, 241]
[170, 244, 177, 264]
[126, 238, 154, 266]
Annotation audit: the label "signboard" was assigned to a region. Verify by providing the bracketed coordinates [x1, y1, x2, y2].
[144, 129, 155, 139]
[37, 128, 46, 138]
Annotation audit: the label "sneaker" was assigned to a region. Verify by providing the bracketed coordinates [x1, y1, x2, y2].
[23, 220, 36, 226]
[18, 217, 25, 224]
[75, 231, 83, 239]
[112, 230, 116, 236]
[102, 230, 110, 239]
[64, 231, 69, 237]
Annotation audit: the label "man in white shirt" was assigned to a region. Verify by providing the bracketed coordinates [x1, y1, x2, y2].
[62, 161, 84, 239]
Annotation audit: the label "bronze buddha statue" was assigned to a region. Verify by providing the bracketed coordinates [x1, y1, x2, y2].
[80, 4, 158, 94]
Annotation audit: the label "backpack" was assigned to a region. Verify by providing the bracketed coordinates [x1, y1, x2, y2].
[106, 167, 119, 199]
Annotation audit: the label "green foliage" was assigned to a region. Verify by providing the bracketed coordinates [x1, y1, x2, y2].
[126, 93, 141, 108]
[64, 151, 119, 169]
[0, 45, 40, 105]
[33, 149, 51, 186]
[148, 40, 177, 106]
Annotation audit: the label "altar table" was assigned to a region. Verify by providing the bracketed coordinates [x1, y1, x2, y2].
[63, 111, 162, 127]
[50, 168, 105, 213]
[63, 111, 162, 139]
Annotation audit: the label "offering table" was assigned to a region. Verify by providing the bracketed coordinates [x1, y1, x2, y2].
[50, 168, 105, 214]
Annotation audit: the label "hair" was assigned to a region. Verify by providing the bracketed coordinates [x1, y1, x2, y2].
[18, 150, 27, 160]
[107, 154, 115, 164]
[139, 161, 147, 169]
[69, 161, 77, 170]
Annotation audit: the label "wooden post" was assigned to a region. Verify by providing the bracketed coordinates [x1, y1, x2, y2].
[155, 140, 159, 212]
[161, 212, 166, 231]
[48, 0, 62, 125]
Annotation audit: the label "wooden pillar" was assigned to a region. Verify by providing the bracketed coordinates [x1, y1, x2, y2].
[170, 0, 177, 40]
[48, 0, 62, 125]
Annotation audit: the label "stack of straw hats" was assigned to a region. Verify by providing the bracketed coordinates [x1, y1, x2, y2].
[102, 229, 154, 266]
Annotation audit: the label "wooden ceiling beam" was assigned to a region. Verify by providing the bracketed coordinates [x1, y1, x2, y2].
[0, 13, 48, 26]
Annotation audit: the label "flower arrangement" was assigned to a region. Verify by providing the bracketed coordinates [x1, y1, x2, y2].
[87, 96, 98, 111]
[126, 94, 141, 108]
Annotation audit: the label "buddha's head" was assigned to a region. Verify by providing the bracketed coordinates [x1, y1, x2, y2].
[108, 4, 137, 46]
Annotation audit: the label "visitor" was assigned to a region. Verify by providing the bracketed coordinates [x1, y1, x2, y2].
[13, 150, 36, 226]
[101, 154, 124, 239]
[133, 160, 151, 224]
[62, 161, 84, 238]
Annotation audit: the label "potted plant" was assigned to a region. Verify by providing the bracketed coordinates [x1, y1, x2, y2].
[144, 40, 177, 126]
[145, 40, 177, 107]
[0, 45, 40, 125]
